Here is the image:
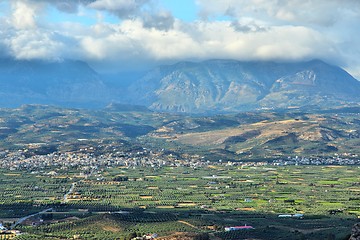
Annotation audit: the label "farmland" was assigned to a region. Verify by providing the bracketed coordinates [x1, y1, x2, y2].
[0, 165, 359, 239]
[0, 105, 359, 239]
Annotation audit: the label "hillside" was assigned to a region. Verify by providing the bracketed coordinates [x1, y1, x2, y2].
[1, 58, 359, 113]
[128, 59, 360, 113]
[0, 58, 113, 107]
[0, 105, 359, 160]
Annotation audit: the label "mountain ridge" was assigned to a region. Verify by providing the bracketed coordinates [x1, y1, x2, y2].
[0, 58, 359, 113]
[128, 59, 360, 113]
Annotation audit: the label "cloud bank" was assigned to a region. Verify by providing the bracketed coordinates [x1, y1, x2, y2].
[0, 0, 359, 77]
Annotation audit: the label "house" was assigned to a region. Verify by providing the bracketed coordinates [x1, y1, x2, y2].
[225, 225, 254, 231]
[278, 214, 304, 219]
[131, 233, 158, 240]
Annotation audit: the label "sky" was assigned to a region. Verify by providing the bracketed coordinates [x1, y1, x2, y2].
[0, 0, 359, 78]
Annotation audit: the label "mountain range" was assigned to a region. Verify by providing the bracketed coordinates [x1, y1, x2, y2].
[128, 59, 360, 113]
[0, 58, 359, 113]
[0, 58, 109, 108]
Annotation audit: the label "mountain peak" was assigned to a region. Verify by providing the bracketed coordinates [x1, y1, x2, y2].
[129, 59, 360, 113]
[0, 58, 358, 112]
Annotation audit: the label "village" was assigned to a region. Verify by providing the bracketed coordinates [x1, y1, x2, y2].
[0, 147, 359, 172]
[0, 146, 358, 240]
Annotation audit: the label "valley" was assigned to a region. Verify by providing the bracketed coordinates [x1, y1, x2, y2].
[1, 0, 360, 239]
[0, 59, 360, 240]
[0, 105, 359, 239]
[0, 164, 358, 239]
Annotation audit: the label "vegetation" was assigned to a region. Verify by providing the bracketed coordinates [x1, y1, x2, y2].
[0, 105, 359, 161]
[0, 105, 359, 239]
[0, 165, 358, 239]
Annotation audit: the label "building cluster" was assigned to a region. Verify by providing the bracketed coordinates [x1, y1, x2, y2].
[272, 156, 360, 165]
[0, 148, 359, 171]
[0, 148, 208, 171]
[131, 233, 158, 240]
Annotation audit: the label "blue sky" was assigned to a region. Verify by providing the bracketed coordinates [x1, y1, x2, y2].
[0, 0, 360, 77]
[160, 0, 197, 22]
[47, 6, 97, 25]
[0, 1, 9, 16]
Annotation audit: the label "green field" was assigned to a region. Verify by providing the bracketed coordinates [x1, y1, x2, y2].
[0, 165, 359, 239]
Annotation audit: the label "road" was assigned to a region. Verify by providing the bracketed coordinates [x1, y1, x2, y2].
[10, 172, 94, 230]
[62, 182, 76, 203]
[62, 170, 95, 203]
[10, 208, 53, 230]
[10, 181, 76, 230]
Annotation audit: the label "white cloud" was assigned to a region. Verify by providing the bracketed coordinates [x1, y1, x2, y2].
[88, 0, 176, 31]
[11, 0, 38, 29]
[5, 30, 64, 60]
[142, 10, 174, 31]
[194, 0, 360, 76]
[197, 0, 360, 27]
[89, 0, 149, 18]
[25, 0, 96, 13]
[51, 0, 81, 13]
[75, 19, 336, 66]
[0, 0, 359, 78]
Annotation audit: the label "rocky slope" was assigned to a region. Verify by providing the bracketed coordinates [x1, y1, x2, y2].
[1, 58, 359, 113]
[128, 59, 360, 113]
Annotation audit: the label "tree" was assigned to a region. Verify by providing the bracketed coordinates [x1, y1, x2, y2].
[127, 232, 137, 240]
[194, 233, 210, 240]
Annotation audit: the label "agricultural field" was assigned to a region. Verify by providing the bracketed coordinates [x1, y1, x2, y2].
[0, 165, 359, 239]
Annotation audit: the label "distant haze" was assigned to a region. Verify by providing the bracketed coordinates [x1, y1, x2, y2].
[0, 0, 359, 78]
